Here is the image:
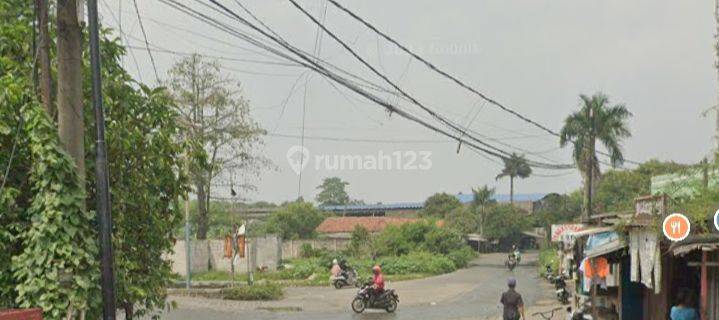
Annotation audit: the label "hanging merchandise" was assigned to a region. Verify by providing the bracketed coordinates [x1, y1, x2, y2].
[224, 235, 233, 258]
[237, 235, 246, 258]
[583, 257, 610, 279]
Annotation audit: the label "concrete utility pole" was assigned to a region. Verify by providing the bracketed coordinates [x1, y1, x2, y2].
[715, 0, 719, 157]
[57, 0, 85, 184]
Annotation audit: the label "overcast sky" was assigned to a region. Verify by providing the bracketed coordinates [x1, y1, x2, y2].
[99, 0, 718, 204]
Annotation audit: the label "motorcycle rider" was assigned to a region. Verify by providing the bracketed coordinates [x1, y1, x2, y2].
[500, 277, 525, 320]
[331, 259, 342, 277]
[369, 265, 385, 304]
[511, 245, 521, 263]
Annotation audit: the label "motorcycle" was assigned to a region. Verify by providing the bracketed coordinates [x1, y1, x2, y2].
[543, 265, 554, 281]
[505, 256, 517, 271]
[330, 269, 359, 289]
[554, 275, 570, 304]
[351, 281, 399, 313]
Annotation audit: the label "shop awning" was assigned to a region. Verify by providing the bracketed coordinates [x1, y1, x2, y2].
[669, 234, 719, 256]
[567, 226, 615, 238]
[585, 238, 627, 259]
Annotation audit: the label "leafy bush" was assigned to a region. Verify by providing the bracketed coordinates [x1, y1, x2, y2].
[483, 204, 531, 246]
[420, 193, 462, 217]
[538, 246, 560, 274]
[447, 247, 476, 268]
[221, 283, 283, 300]
[299, 243, 315, 258]
[373, 221, 469, 256]
[347, 225, 372, 256]
[260, 202, 325, 240]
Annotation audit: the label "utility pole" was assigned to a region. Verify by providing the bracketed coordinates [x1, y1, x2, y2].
[185, 189, 191, 290]
[87, 0, 116, 318]
[715, 0, 719, 159]
[35, 0, 52, 116]
[57, 0, 85, 184]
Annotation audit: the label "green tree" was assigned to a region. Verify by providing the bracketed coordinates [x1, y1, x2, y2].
[262, 202, 325, 239]
[446, 206, 479, 235]
[348, 225, 372, 256]
[471, 185, 496, 235]
[167, 54, 267, 239]
[532, 192, 582, 240]
[316, 177, 350, 206]
[420, 192, 462, 217]
[0, 4, 189, 317]
[495, 153, 532, 205]
[560, 92, 632, 221]
[483, 204, 531, 246]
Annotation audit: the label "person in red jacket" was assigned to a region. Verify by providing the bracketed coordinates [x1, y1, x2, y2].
[370, 264, 385, 304]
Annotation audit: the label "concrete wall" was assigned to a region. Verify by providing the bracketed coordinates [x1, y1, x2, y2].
[281, 238, 350, 259]
[171, 235, 282, 276]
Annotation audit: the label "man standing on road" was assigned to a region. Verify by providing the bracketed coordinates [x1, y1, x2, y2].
[500, 277, 525, 320]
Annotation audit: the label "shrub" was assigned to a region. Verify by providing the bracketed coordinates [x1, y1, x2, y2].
[446, 246, 476, 268]
[299, 243, 315, 258]
[221, 283, 283, 300]
[373, 221, 471, 257]
[261, 202, 325, 240]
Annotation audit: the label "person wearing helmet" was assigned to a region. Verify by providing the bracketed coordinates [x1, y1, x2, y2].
[331, 259, 342, 277]
[371, 265, 384, 291]
[500, 277, 525, 320]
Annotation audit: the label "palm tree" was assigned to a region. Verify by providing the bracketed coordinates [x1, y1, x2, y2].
[495, 153, 532, 205]
[560, 92, 632, 221]
[472, 185, 496, 235]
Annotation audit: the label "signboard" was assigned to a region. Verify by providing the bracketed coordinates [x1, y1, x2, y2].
[634, 194, 668, 216]
[551, 224, 585, 242]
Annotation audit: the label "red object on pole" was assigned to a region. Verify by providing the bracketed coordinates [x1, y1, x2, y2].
[0, 309, 43, 320]
[700, 251, 708, 320]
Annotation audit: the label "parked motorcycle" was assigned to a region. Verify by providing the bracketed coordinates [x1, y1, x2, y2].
[554, 275, 570, 304]
[543, 265, 554, 281]
[351, 281, 399, 313]
[331, 269, 359, 289]
[505, 256, 517, 271]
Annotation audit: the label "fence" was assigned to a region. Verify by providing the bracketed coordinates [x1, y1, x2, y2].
[170, 235, 281, 276]
[282, 238, 350, 259]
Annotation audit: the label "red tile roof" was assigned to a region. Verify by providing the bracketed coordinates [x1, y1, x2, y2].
[315, 217, 419, 234]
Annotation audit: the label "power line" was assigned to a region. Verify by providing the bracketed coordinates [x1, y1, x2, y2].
[98, 0, 144, 81]
[131, 0, 159, 81]
[267, 132, 448, 144]
[124, 44, 300, 66]
[325, 0, 641, 168]
[325, 0, 559, 137]
[286, 0, 573, 169]
[193, 0, 530, 163]
[160, 0, 572, 170]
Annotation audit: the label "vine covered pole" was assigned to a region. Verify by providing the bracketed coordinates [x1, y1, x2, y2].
[87, 0, 116, 317]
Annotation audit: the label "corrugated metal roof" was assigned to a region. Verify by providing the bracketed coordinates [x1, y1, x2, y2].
[320, 202, 423, 212]
[454, 193, 547, 204]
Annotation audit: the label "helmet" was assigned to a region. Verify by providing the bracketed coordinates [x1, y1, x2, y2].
[372, 265, 381, 273]
[332, 259, 338, 264]
[507, 277, 517, 287]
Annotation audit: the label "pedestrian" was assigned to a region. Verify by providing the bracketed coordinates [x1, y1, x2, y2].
[500, 277, 525, 320]
[670, 288, 699, 320]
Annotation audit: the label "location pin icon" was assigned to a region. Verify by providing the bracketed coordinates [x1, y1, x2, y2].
[286, 145, 310, 175]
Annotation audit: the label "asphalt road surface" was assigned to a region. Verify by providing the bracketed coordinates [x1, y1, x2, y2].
[156, 252, 553, 320]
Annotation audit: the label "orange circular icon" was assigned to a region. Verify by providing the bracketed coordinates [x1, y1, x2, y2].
[662, 213, 691, 242]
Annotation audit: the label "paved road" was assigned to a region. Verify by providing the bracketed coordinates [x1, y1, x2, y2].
[157, 252, 556, 320]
